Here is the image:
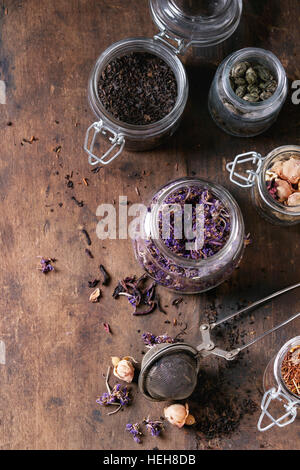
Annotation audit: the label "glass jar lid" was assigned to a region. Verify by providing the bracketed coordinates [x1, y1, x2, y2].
[150, 0, 243, 49]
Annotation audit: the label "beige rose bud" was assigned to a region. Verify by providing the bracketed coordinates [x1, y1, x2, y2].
[287, 192, 300, 207]
[164, 403, 195, 428]
[275, 179, 292, 202]
[112, 357, 135, 383]
[281, 158, 300, 184]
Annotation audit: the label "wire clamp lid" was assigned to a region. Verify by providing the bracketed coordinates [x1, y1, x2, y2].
[84, 120, 125, 166]
[226, 151, 264, 188]
[257, 386, 298, 432]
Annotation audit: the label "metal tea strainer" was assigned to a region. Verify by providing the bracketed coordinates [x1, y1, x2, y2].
[139, 282, 300, 401]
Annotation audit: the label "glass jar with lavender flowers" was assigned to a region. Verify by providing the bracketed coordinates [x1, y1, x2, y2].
[208, 48, 288, 137]
[84, 0, 242, 166]
[258, 336, 300, 432]
[227, 145, 300, 226]
[133, 177, 245, 294]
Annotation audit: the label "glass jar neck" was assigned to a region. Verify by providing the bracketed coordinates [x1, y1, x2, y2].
[257, 146, 300, 216]
[148, 177, 241, 269]
[222, 47, 287, 114]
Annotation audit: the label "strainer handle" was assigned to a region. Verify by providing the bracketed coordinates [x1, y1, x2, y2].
[211, 282, 300, 328]
[235, 311, 300, 353]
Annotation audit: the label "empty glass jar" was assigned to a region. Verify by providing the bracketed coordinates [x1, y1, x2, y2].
[258, 336, 300, 432]
[133, 177, 245, 294]
[227, 145, 300, 225]
[208, 47, 288, 137]
[84, 0, 243, 166]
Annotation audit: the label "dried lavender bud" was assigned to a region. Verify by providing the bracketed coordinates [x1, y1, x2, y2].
[96, 384, 131, 408]
[143, 417, 164, 437]
[39, 257, 55, 274]
[142, 332, 176, 347]
[126, 423, 143, 444]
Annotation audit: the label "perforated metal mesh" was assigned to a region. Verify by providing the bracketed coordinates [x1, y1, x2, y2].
[144, 351, 198, 401]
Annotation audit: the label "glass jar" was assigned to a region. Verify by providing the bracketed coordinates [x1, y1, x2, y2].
[226, 145, 300, 226]
[208, 47, 288, 137]
[258, 336, 300, 432]
[84, 0, 243, 166]
[133, 177, 245, 294]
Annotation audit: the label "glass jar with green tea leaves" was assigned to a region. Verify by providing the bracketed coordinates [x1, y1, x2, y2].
[133, 177, 245, 294]
[226, 145, 300, 225]
[84, 0, 243, 166]
[258, 337, 300, 432]
[208, 48, 288, 137]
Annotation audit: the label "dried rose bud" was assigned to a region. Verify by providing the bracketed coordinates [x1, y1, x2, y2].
[270, 160, 283, 177]
[164, 403, 195, 428]
[281, 158, 300, 184]
[275, 179, 292, 202]
[112, 356, 135, 383]
[287, 192, 300, 207]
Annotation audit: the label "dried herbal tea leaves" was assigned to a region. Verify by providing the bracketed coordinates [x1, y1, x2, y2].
[265, 156, 300, 206]
[88, 279, 100, 288]
[281, 345, 300, 396]
[113, 274, 160, 315]
[81, 229, 91, 245]
[158, 186, 231, 260]
[142, 332, 176, 347]
[97, 52, 177, 125]
[230, 61, 278, 102]
[100, 264, 110, 286]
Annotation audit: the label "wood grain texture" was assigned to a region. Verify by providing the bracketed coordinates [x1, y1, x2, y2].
[0, 0, 299, 450]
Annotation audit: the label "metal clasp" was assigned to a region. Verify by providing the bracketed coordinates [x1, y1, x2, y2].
[154, 31, 188, 55]
[84, 120, 125, 166]
[226, 151, 264, 188]
[257, 387, 298, 432]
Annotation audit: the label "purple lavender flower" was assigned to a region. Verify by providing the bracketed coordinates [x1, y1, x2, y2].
[142, 332, 176, 347]
[96, 384, 131, 408]
[39, 257, 55, 274]
[126, 423, 143, 444]
[143, 417, 164, 437]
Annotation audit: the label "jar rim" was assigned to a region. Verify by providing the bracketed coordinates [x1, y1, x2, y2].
[274, 336, 300, 402]
[222, 47, 287, 113]
[150, 0, 243, 47]
[88, 37, 188, 138]
[257, 145, 300, 216]
[148, 177, 244, 269]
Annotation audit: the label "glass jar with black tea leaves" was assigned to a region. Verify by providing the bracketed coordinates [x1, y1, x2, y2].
[258, 336, 300, 432]
[84, 0, 243, 166]
[208, 48, 288, 137]
[227, 145, 300, 226]
[133, 177, 245, 294]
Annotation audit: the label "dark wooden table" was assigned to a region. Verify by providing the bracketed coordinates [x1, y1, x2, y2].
[0, 0, 299, 450]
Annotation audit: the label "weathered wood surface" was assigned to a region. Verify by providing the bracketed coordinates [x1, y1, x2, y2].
[0, 0, 299, 450]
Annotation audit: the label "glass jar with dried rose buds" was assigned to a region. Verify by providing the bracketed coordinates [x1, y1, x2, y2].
[208, 48, 288, 137]
[258, 336, 300, 432]
[133, 177, 245, 294]
[227, 145, 300, 226]
[84, 0, 243, 166]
